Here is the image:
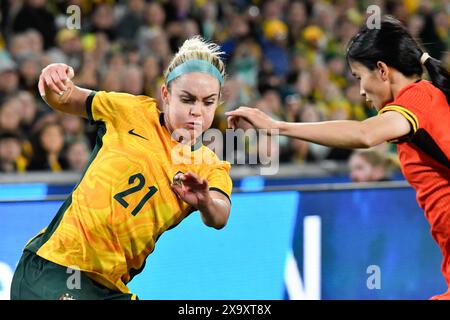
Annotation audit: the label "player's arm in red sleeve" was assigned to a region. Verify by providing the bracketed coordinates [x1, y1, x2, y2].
[227, 106, 412, 148]
[38, 63, 92, 118]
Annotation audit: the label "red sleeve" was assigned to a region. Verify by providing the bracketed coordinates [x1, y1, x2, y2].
[379, 84, 432, 134]
[378, 84, 432, 144]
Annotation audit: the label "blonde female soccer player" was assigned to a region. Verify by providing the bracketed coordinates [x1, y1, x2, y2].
[227, 16, 450, 299]
[11, 36, 232, 300]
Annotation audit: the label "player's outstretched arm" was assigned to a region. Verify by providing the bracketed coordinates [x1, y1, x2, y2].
[226, 106, 411, 149]
[171, 172, 231, 229]
[38, 63, 93, 118]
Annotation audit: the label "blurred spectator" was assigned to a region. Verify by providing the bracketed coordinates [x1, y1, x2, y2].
[0, 131, 27, 173]
[28, 122, 67, 171]
[0, 55, 19, 100]
[73, 52, 99, 89]
[47, 29, 83, 69]
[221, 77, 245, 115]
[407, 14, 425, 38]
[12, 0, 57, 49]
[434, 11, 449, 49]
[124, 43, 141, 66]
[17, 53, 41, 93]
[60, 113, 87, 145]
[386, 0, 409, 24]
[287, 103, 330, 163]
[290, 139, 313, 163]
[64, 138, 90, 172]
[419, 10, 447, 59]
[164, 0, 200, 52]
[104, 49, 126, 73]
[285, 94, 302, 122]
[221, 13, 251, 60]
[286, 1, 308, 47]
[199, 1, 220, 40]
[313, 2, 338, 35]
[164, 0, 193, 23]
[24, 29, 44, 55]
[137, 2, 166, 56]
[294, 70, 314, 101]
[89, 32, 112, 64]
[297, 24, 328, 66]
[8, 33, 31, 59]
[0, 0, 447, 173]
[17, 91, 39, 132]
[142, 55, 163, 99]
[228, 37, 261, 105]
[86, 4, 117, 42]
[122, 65, 144, 95]
[99, 69, 123, 92]
[261, 0, 285, 21]
[116, 0, 146, 42]
[326, 53, 346, 89]
[0, 97, 22, 131]
[260, 18, 289, 77]
[258, 88, 290, 160]
[335, 14, 360, 52]
[8, 30, 43, 62]
[139, 29, 172, 67]
[348, 149, 392, 183]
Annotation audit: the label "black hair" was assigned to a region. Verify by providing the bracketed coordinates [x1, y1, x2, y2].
[0, 130, 22, 141]
[346, 15, 450, 104]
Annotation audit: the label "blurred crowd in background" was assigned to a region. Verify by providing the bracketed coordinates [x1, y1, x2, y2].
[0, 0, 448, 180]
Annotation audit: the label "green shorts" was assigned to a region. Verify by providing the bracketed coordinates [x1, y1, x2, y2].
[10, 249, 138, 300]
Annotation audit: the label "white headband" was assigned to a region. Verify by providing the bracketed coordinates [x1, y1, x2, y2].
[420, 52, 431, 65]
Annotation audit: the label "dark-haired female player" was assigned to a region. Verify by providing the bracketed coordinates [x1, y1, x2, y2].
[227, 16, 450, 299]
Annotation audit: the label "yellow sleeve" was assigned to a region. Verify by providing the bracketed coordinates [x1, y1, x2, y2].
[206, 161, 233, 203]
[86, 91, 155, 124]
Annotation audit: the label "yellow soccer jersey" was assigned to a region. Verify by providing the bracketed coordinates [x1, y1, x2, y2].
[28, 91, 232, 293]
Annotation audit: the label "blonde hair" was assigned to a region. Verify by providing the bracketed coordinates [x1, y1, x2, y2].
[352, 149, 398, 169]
[164, 36, 226, 87]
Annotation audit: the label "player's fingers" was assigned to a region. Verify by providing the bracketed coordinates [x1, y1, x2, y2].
[181, 172, 201, 183]
[227, 115, 237, 129]
[181, 180, 204, 193]
[50, 71, 67, 93]
[224, 110, 239, 116]
[225, 107, 253, 116]
[171, 183, 184, 198]
[49, 71, 64, 93]
[55, 67, 69, 85]
[225, 111, 251, 122]
[38, 77, 45, 97]
[185, 175, 206, 190]
[43, 74, 61, 95]
[66, 66, 75, 79]
[180, 179, 200, 190]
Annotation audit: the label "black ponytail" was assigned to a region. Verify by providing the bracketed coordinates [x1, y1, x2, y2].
[347, 15, 450, 104]
[422, 56, 450, 104]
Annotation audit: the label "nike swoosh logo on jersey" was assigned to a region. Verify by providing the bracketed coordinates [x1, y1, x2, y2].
[128, 129, 148, 140]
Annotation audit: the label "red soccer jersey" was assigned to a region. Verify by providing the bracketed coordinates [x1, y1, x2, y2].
[379, 80, 450, 213]
[379, 80, 450, 295]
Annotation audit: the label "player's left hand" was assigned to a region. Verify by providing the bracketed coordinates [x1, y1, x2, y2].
[171, 172, 212, 209]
